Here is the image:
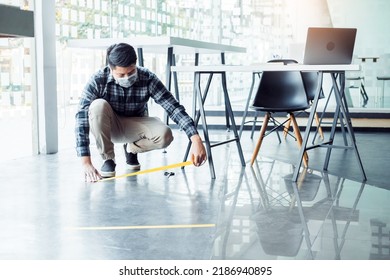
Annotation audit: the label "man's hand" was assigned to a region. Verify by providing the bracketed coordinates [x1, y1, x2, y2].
[81, 156, 102, 182]
[190, 134, 207, 167]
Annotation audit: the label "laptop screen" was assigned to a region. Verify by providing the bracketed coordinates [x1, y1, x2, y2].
[303, 27, 357, 65]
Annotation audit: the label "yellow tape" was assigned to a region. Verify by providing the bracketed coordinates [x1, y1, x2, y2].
[99, 160, 193, 182]
[66, 223, 215, 231]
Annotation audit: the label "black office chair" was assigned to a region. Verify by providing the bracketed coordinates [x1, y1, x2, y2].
[245, 59, 299, 141]
[249, 66, 310, 167]
[249, 60, 323, 141]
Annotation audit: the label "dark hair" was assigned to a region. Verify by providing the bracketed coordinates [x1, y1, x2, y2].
[106, 43, 137, 68]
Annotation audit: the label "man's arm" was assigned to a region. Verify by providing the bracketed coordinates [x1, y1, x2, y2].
[76, 76, 102, 182]
[146, 70, 207, 166]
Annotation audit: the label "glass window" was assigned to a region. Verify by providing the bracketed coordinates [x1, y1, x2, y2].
[0, 38, 34, 160]
[52, 0, 390, 151]
[0, 1, 35, 161]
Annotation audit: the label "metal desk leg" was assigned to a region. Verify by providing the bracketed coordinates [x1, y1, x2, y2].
[164, 47, 177, 125]
[323, 75, 350, 171]
[172, 54, 180, 102]
[323, 102, 340, 171]
[337, 74, 351, 145]
[221, 53, 230, 131]
[165, 47, 173, 91]
[183, 72, 216, 179]
[221, 71, 246, 167]
[313, 74, 348, 147]
[338, 74, 357, 143]
[312, 87, 332, 144]
[328, 72, 367, 181]
[239, 72, 260, 138]
[195, 72, 216, 179]
[192, 53, 199, 120]
[137, 48, 144, 67]
[292, 72, 324, 182]
[183, 69, 245, 178]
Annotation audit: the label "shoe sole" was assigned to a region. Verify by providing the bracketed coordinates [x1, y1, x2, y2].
[100, 170, 116, 178]
[127, 164, 141, 171]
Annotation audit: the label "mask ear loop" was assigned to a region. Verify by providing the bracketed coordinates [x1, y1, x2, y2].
[109, 67, 118, 84]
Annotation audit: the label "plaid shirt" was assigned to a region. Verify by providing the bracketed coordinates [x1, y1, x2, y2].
[75, 66, 198, 157]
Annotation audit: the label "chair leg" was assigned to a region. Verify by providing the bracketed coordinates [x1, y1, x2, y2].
[283, 117, 291, 139]
[289, 113, 309, 168]
[250, 112, 270, 166]
[314, 112, 324, 140]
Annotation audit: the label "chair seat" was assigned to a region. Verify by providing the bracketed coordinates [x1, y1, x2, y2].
[250, 105, 310, 113]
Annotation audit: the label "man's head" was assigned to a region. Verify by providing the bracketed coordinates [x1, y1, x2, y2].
[107, 43, 138, 88]
[106, 43, 137, 68]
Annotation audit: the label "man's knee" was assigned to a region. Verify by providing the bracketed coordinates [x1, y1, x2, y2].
[89, 99, 111, 117]
[159, 126, 174, 148]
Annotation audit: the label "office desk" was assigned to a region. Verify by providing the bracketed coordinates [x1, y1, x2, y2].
[67, 36, 246, 100]
[67, 37, 246, 125]
[172, 64, 366, 182]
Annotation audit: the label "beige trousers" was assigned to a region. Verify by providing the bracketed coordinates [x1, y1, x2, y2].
[88, 99, 174, 160]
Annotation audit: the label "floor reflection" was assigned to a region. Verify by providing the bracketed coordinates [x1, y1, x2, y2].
[212, 158, 389, 260]
[0, 130, 389, 259]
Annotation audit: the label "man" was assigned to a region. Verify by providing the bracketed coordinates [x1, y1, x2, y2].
[75, 43, 207, 182]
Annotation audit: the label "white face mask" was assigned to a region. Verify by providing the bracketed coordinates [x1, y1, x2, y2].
[115, 71, 138, 88]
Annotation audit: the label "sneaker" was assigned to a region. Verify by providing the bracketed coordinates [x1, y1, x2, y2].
[100, 159, 116, 178]
[124, 144, 141, 170]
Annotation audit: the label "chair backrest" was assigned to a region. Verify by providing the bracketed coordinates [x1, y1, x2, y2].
[267, 59, 321, 102]
[251, 60, 310, 112]
[267, 59, 298, 65]
[301, 71, 321, 101]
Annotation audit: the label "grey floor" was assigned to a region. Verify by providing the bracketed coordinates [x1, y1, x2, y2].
[0, 128, 389, 260]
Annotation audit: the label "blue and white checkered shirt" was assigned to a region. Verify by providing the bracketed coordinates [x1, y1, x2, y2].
[75, 66, 198, 157]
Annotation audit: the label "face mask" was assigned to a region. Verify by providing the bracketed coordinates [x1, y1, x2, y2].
[115, 71, 138, 88]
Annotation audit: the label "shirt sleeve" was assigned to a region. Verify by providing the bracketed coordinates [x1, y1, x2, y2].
[75, 76, 99, 157]
[148, 73, 198, 139]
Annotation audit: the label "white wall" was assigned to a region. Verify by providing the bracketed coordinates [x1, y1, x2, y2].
[327, 0, 390, 56]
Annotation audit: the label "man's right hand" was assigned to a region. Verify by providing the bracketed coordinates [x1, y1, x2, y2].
[81, 156, 102, 182]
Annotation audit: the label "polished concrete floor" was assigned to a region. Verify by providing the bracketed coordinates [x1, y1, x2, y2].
[0, 128, 389, 260]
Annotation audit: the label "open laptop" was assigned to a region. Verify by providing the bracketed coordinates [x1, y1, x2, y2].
[303, 27, 357, 65]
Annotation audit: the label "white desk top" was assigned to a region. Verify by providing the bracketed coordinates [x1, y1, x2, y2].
[171, 64, 360, 72]
[67, 36, 246, 54]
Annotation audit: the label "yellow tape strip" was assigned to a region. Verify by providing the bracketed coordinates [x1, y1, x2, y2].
[66, 223, 215, 231]
[99, 160, 193, 182]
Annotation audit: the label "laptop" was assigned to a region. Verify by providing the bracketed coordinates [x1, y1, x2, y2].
[303, 27, 357, 65]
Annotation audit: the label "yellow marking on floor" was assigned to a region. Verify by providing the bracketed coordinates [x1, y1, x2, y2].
[99, 160, 193, 182]
[66, 223, 216, 231]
